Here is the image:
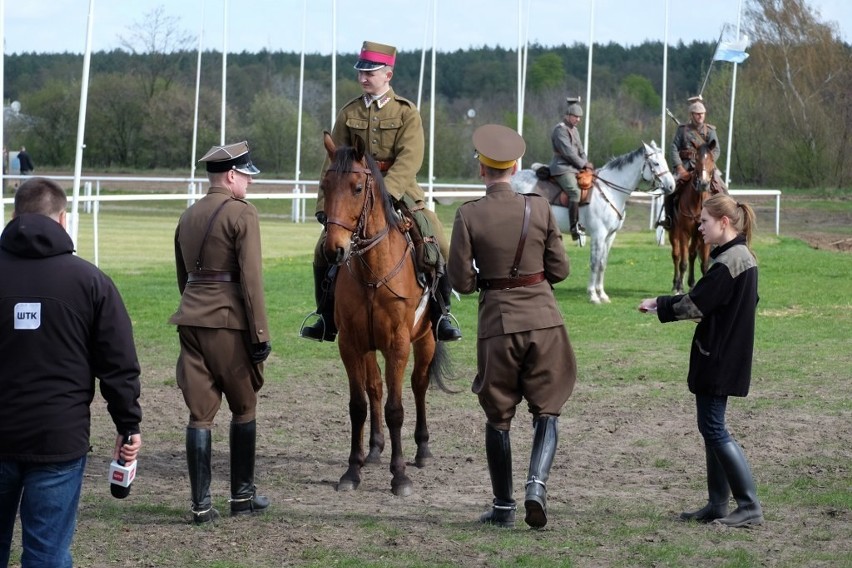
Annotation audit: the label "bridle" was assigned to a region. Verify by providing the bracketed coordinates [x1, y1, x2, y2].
[592, 145, 672, 220]
[324, 159, 412, 295]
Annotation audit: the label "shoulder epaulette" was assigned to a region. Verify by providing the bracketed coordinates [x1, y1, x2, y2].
[705, 123, 717, 130]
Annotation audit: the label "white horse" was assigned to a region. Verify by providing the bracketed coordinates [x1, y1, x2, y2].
[512, 141, 676, 304]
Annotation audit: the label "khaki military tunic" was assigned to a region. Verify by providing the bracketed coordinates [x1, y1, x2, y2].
[169, 187, 269, 427]
[448, 184, 577, 429]
[314, 88, 448, 261]
[670, 122, 721, 172]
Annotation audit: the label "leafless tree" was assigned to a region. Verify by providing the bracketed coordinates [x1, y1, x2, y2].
[119, 5, 195, 101]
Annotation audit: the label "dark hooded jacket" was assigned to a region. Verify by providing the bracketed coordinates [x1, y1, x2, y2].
[0, 214, 142, 462]
[656, 235, 758, 397]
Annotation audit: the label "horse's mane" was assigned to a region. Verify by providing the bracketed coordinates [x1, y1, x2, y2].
[330, 145, 401, 231]
[601, 146, 644, 171]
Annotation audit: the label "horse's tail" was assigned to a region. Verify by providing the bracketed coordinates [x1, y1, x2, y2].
[428, 341, 457, 394]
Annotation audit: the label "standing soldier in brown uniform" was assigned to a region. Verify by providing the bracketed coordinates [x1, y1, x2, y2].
[170, 141, 271, 524]
[658, 95, 727, 229]
[449, 125, 578, 530]
[300, 40, 461, 343]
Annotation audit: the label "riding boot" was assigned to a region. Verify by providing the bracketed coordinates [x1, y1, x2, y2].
[431, 272, 462, 342]
[229, 420, 271, 516]
[300, 264, 337, 342]
[679, 444, 730, 522]
[186, 427, 219, 524]
[711, 441, 763, 527]
[479, 424, 516, 528]
[568, 201, 585, 241]
[524, 415, 558, 529]
[657, 195, 673, 230]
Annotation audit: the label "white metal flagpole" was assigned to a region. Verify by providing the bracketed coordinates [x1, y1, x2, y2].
[189, 0, 205, 202]
[70, 0, 96, 249]
[724, 0, 745, 185]
[417, 0, 431, 110]
[584, 0, 595, 156]
[295, 0, 307, 223]
[660, 0, 669, 148]
[331, 0, 337, 129]
[220, 0, 228, 144]
[427, 0, 437, 210]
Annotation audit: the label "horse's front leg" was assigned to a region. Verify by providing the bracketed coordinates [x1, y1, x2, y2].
[383, 348, 413, 497]
[364, 353, 385, 464]
[596, 234, 617, 303]
[587, 237, 604, 304]
[410, 335, 435, 468]
[669, 233, 686, 294]
[337, 357, 368, 492]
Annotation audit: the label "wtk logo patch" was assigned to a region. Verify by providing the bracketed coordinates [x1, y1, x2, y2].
[15, 303, 41, 330]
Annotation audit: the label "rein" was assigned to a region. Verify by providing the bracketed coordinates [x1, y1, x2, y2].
[590, 149, 668, 221]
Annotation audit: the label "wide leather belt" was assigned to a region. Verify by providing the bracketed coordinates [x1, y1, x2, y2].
[187, 270, 240, 283]
[478, 271, 546, 290]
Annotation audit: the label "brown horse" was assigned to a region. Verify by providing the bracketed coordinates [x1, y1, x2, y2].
[320, 132, 451, 497]
[669, 140, 717, 293]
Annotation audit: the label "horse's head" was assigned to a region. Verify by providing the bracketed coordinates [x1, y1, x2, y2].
[642, 141, 676, 195]
[320, 132, 398, 265]
[693, 139, 717, 193]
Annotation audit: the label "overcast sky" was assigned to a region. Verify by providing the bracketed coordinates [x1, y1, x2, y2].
[3, 0, 850, 55]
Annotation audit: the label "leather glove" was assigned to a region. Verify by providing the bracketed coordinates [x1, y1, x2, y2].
[677, 165, 689, 181]
[316, 211, 327, 225]
[251, 342, 271, 365]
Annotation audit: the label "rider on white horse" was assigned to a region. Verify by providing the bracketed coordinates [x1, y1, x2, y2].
[548, 96, 594, 242]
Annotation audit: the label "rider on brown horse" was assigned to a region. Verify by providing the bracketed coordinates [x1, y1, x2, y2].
[300, 40, 461, 343]
[658, 95, 728, 230]
[548, 96, 594, 241]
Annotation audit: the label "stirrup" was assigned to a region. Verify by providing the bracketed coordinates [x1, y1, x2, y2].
[299, 313, 331, 342]
[436, 313, 462, 342]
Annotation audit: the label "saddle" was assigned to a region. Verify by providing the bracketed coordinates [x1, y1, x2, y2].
[395, 202, 441, 288]
[532, 164, 593, 207]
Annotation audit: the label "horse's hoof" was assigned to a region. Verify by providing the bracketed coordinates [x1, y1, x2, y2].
[600, 296, 611, 304]
[337, 476, 360, 492]
[392, 480, 414, 497]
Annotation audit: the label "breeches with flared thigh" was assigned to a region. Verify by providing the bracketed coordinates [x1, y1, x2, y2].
[473, 326, 576, 430]
[176, 326, 263, 428]
[553, 172, 581, 202]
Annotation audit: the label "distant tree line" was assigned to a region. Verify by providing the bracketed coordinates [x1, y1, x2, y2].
[3, 0, 850, 189]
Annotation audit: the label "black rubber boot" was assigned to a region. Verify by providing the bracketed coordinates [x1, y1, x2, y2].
[524, 415, 558, 529]
[679, 444, 730, 522]
[568, 202, 585, 241]
[712, 441, 763, 527]
[229, 421, 270, 516]
[433, 273, 461, 342]
[300, 264, 337, 342]
[186, 428, 219, 524]
[479, 424, 515, 528]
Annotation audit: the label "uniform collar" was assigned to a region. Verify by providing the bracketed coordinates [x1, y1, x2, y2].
[363, 89, 393, 109]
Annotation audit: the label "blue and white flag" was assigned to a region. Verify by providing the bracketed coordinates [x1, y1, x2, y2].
[713, 36, 750, 64]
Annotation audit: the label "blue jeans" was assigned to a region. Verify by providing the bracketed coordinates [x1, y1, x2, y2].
[695, 394, 733, 447]
[0, 456, 86, 568]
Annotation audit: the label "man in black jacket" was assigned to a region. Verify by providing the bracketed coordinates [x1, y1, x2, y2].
[0, 177, 142, 567]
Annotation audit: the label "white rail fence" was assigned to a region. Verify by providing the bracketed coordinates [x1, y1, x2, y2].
[3, 175, 780, 266]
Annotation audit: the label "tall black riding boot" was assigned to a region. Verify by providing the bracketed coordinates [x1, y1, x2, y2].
[431, 272, 462, 342]
[229, 420, 270, 516]
[679, 444, 730, 522]
[524, 415, 559, 528]
[657, 194, 674, 230]
[186, 427, 219, 524]
[568, 202, 585, 241]
[712, 441, 763, 527]
[300, 264, 337, 342]
[480, 424, 515, 528]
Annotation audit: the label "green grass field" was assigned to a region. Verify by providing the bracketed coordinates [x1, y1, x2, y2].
[5, 196, 851, 567]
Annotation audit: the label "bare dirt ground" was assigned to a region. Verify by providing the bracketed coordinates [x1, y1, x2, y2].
[8, 192, 850, 567]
